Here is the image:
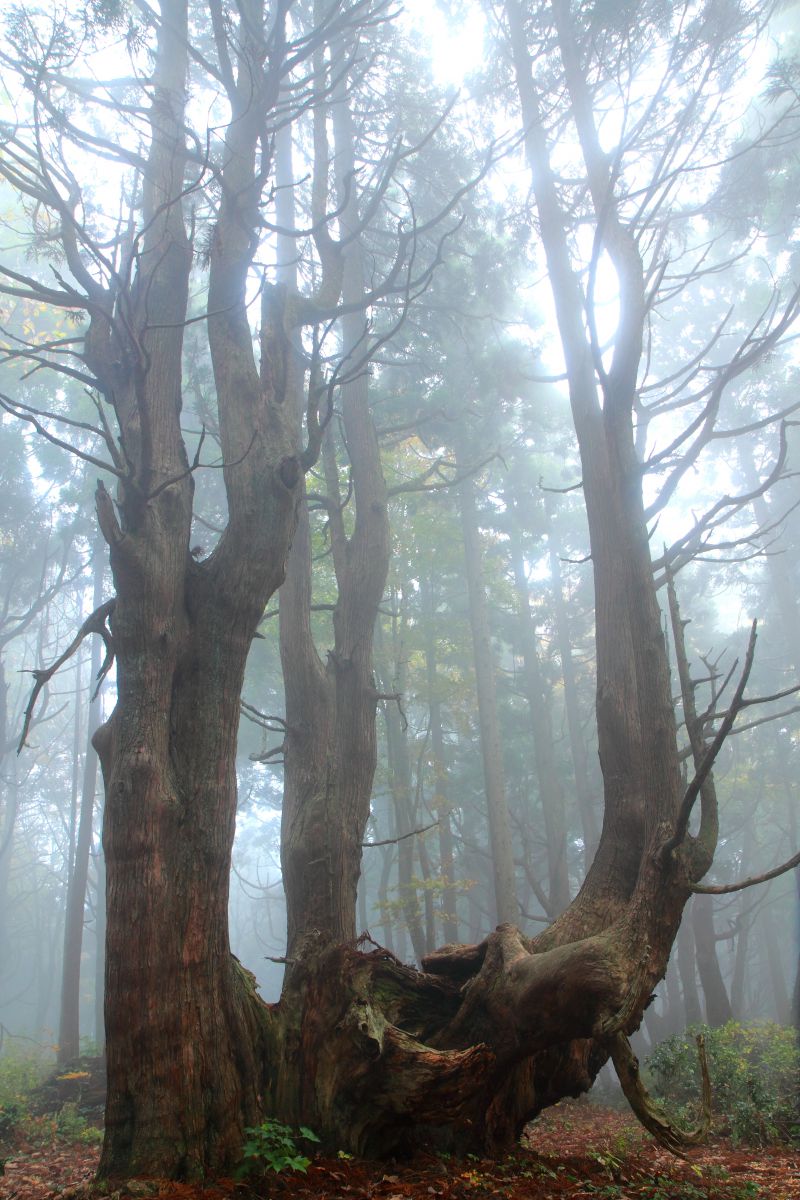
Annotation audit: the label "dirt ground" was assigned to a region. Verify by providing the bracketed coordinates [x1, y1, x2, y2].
[2, 1100, 798, 1200]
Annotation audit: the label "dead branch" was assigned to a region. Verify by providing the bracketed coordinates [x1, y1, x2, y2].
[372, 688, 408, 732]
[692, 849, 800, 895]
[662, 620, 758, 861]
[387, 451, 498, 499]
[17, 598, 115, 753]
[362, 820, 439, 848]
[239, 701, 287, 733]
[608, 1031, 711, 1156]
[0, 390, 124, 479]
[249, 743, 286, 763]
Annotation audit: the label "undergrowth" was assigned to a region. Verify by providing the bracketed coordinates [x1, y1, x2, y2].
[236, 1118, 321, 1177]
[0, 1050, 103, 1148]
[646, 1021, 800, 1147]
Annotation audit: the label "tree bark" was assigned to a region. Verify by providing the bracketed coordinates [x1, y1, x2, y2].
[93, 845, 106, 1052]
[762, 907, 791, 1024]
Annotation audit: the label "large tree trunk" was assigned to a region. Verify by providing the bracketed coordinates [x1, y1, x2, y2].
[87, 0, 301, 1177]
[263, 0, 736, 1158]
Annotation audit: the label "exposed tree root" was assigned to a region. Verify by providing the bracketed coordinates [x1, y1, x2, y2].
[608, 1030, 711, 1155]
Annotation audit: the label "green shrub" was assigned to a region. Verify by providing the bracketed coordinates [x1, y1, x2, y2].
[55, 1101, 104, 1145]
[0, 1051, 103, 1147]
[0, 1050, 51, 1140]
[646, 1021, 800, 1146]
[236, 1118, 320, 1177]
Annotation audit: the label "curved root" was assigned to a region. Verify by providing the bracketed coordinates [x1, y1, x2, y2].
[607, 1030, 711, 1156]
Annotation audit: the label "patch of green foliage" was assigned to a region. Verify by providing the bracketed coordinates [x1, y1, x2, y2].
[647, 1021, 800, 1147]
[237, 1118, 321, 1177]
[0, 1050, 50, 1139]
[54, 1100, 104, 1145]
[0, 1051, 102, 1147]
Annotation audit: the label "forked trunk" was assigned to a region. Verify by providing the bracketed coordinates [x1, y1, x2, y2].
[259, 0, 725, 1157]
[95, 578, 283, 1178]
[84, 0, 302, 1176]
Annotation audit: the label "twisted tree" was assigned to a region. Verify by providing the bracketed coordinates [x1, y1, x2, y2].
[3, 0, 800, 1183]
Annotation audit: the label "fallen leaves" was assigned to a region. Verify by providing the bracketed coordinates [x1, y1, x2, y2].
[1, 1101, 798, 1200]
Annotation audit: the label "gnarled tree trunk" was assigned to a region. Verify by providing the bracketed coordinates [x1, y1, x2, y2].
[86, 0, 302, 1178]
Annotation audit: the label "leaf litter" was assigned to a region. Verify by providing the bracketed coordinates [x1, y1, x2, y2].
[2, 1101, 798, 1200]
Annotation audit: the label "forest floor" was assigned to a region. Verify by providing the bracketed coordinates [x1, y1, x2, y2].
[2, 1100, 799, 1200]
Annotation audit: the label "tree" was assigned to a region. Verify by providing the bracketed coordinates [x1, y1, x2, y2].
[3, 0, 800, 1182]
[0, 0, 430, 1177]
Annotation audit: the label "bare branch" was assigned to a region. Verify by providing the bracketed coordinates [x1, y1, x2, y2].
[662, 621, 758, 861]
[362, 820, 439, 848]
[692, 849, 800, 895]
[0, 390, 124, 479]
[18, 599, 115, 753]
[387, 452, 498, 499]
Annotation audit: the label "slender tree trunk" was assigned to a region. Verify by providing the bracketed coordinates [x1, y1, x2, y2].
[422, 574, 459, 943]
[692, 895, 733, 1026]
[509, 529, 570, 916]
[34, 875, 60, 1036]
[676, 916, 703, 1026]
[381, 617, 426, 964]
[729, 894, 750, 1019]
[662, 956, 683, 1038]
[59, 542, 106, 1064]
[66, 650, 84, 881]
[0, 739, 17, 984]
[377, 843, 397, 955]
[457, 467, 518, 925]
[762, 908, 791, 1024]
[94, 846, 106, 1051]
[544, 498, 599, 865]
[416, 833, 439, 956]
[460, 805, 488, 943]
[0, 657, 14, 976]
